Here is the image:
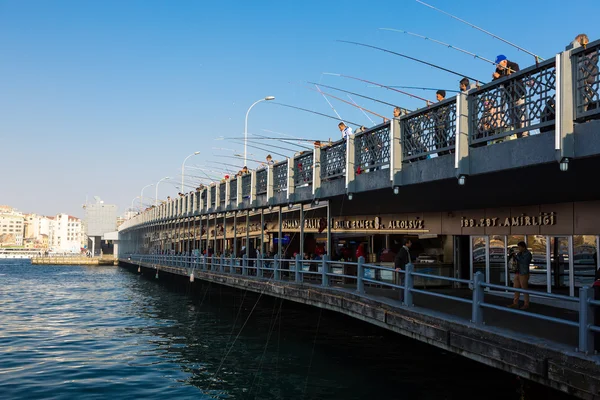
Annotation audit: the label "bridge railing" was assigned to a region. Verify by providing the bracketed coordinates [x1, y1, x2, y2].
[354, 122, 391, 171]
[256, 169, 267, 195]
[273, 161, 288, 192]
[209, 186, 216, 209]
[401, 97, 456, 161]
[294, 152, 313, 187]
[241, 174, 251, 198]
[572, 39, 600, 121]
[219, 182, 226, 207]
[229, 178, 237, 205]
[469, 58, 556, 145]
[127, 253, 598, 353]
[320, 139, 346, 180]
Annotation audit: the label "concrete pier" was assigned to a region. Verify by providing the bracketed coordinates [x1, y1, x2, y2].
[31, 257, 117, 266]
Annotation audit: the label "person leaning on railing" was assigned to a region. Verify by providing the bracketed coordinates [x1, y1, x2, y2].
[571, 33, 599, 113]
[493, 55, 527, 138]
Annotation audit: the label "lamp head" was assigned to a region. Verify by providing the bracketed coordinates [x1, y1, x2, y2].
[265, 96, 275, 101]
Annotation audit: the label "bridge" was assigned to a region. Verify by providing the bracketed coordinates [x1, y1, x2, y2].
[118, 41, 600, 399]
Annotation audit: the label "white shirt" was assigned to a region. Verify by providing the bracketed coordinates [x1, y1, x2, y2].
[341, 126, 353, 140]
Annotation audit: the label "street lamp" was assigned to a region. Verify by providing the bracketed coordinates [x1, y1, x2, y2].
[130, 196, 140, 213]
[155, 177, 171, 206]
[181, 151, 201, 192]
[244, 96, 275, 166]
[140, 183, 154, 211]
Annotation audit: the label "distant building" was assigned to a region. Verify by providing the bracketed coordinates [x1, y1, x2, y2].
[49, 214, 83, 253]
[0, 206, 25, 247]
[84, 197, 118, 255]
[24, 213, 51, 248]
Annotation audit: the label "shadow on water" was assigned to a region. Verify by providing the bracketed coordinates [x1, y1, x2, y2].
[128, 265, 576, 400]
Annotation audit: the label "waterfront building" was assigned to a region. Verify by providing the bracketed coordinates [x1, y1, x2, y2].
[48, 213, 83, 253]
[84, 197, 118, 255]
[0, 206, 25, 247]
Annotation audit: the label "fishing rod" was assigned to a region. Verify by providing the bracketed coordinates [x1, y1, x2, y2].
[368, 84, 459, 93]
[347, 94, 375, 126]
[229, 139, 289, 159]
[380, 28, 497, 68]
[262, 129, 320, 149]
[213, 154, 267, 166]
[323, 72, 433, 105]
[269, 102, 362, 127]
[415, 0, 543, 63]
[307, 81, 411, 111]
[250, 132, 311, 150]
[336, 40, 484, 83]
[219, 135, 300, 154]
[307, 84, 389, 121]
[314, 84, 344, 122]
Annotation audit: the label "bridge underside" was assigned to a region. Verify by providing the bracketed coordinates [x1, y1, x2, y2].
[121, 260, 600, 400]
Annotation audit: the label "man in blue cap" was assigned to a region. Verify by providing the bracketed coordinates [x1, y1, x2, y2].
[493, 55, 526, 137]
[493, 55, 520, 80]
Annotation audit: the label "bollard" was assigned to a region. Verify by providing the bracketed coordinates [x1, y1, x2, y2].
[578, 286, 594, 354]
[404, 264, 414, 306]
[357, 256, 365, 294]
[242, 255, 248, 276]
[471, 271, 484, 325]
[295, 254, 302, 283]
[322, 255, 330, 287]
[274, 255, 280, 281]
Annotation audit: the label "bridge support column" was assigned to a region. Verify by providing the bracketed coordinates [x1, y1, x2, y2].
[555, 49, 575, 168]
[455, 92, 470, 184]
[346, 134, 356, 196]
[390, 118, 403, 188]
[312, 146, 321, 199]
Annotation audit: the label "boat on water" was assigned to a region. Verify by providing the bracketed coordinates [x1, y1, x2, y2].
[0, 248, 44, 259]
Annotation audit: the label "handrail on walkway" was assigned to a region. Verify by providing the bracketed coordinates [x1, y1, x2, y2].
[126, 253, 599, 354]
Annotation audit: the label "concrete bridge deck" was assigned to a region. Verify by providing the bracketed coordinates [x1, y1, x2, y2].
[120, 258, 600, 400]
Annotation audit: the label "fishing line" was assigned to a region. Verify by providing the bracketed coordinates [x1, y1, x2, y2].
[302, 308, 323, 399]
[347, 94, 376, 125]
[269, 102, 362, 127]
[314, 84, 344, 122]
[308, 81, 409, 110]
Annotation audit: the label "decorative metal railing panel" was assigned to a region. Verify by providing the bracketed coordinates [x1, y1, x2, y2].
[294, 152, 313, 186]
[196, 192, 201, 211]
[574, 40, 600, 120]
[321, 140, 346, 180]
[210, 186, 216, 208]
[355, 122, 391, 171]
[229, 179, 237, 202]
[219, 183, 226, 205]
[201, 190, 206, 211]
[256, 169, 267, 195]
[273, 161, 288, 192]
[470, 58, 556, 145]
[401, 98, 456, 161]
[241, 174, 251, 198]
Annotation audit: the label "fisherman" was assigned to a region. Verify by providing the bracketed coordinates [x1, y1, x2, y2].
[393, 106, 402, 118]
[242, 166, 249, 174]
[493, 55, 526, 137]
[460, 77, 478, 93]
[265, 154, 275, 166]
[571, 34, 598, 112]
[435, 89, 446, 102]
[338, 122, 353, 140]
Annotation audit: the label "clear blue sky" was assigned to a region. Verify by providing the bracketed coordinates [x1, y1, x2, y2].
[1, 0, 597, 217]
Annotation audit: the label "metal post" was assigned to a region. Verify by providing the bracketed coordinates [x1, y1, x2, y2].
[230, 255, 235, 274]
[404, 264, 414, 306]
[326, 201, 331, 257]
[274, 254, 280, 281]
[300, 203, 305, 259]
[357, 256, 365, 294]
[245, 210, 250, 258]
[220, 254, 225, 273]
[472, 271, 484, 325]
[223, 213, 227, 259]
[257, 252, 263, 279]
[322, 255, 329, 287]
[578, 286, 594, 353]
[260, 209, 265, 259]
[295, 254, 302, 283]
[242, 254, 248, 276]
[233, 212, 237, 258]
[213, 214, 217, 256]
[278, 207, 283, 261]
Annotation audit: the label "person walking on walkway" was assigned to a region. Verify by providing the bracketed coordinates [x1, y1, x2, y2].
[508, 241, 533, 310]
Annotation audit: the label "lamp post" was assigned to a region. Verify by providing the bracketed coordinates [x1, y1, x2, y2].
[155, 177, 170, 206]
[181, 151, 200, 192]
[130, 196, 140, 211]
[140, 183, 154, 211]
[244, 96, 275, 166]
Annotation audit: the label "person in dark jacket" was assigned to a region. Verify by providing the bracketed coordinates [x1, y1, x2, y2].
[508, 241, 533, 310]
[493, 55, 527, 137]
[394, 239, 412, 270]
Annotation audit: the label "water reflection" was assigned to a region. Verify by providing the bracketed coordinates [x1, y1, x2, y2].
[0, 260, 576, 400]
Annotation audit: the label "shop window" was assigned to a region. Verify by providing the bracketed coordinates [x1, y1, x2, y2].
[489, 235, 506, 286]
[472, 237, 486, 280]
[573, 235, 597, 288]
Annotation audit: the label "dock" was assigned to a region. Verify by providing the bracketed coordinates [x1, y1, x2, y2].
[31, 256, 118, 266]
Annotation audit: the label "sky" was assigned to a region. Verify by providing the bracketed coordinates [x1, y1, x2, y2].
[1, 0, 598, 218]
